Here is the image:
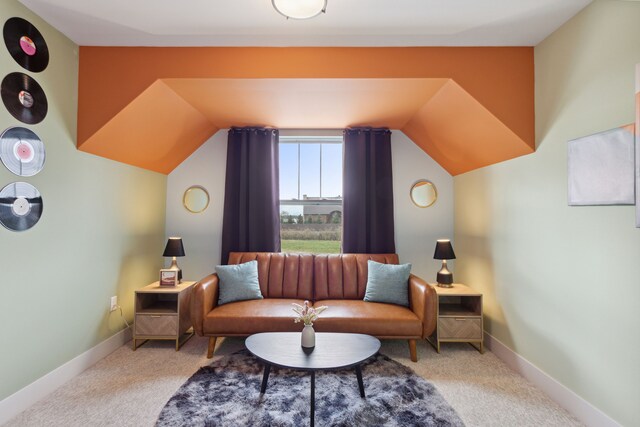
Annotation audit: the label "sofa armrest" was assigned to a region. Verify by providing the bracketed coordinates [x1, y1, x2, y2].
[190, 274, 219, 336]
[409, 274, 437, 339]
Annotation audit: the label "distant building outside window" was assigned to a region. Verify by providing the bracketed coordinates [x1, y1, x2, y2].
[279, 135, 343, 254]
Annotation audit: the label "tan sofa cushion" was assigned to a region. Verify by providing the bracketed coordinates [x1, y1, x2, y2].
[204, 298, 305, 335]
[312, 299, 421, 337]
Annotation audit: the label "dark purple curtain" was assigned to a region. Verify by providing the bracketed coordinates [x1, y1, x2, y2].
[221, 127, 281, 264]
[342, 128, 396, 253]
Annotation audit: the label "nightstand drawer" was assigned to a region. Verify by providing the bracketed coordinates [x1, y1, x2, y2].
[438, 317, 482, 340]
[135, 314, 178, 336]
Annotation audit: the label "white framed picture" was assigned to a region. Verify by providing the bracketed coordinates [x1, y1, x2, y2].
[568, 126, 635, 206]
[160, 269, 178, 287]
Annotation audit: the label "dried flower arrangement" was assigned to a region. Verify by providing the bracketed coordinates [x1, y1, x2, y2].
[292, 300, 328, 326]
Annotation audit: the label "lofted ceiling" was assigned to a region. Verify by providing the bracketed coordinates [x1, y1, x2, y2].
[20, 0, 591, 47]
[76, 47, 535, 175]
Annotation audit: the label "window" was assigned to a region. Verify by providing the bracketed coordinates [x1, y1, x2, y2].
[279, 135, 343, 254]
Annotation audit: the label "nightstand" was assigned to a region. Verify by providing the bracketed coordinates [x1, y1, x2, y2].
[133, 281, 196, 351]
[427, 283, 484, 353]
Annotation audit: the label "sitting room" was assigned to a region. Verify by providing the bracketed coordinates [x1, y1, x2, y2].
[0, 0, 638, 426]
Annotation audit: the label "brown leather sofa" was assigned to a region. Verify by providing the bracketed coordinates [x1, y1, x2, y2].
[191, 252, 436, 362]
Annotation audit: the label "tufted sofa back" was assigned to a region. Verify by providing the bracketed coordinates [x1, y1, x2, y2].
[227, 252, 399, 301]
[227, 252, 314, 300]
[313, 253, 399, 300]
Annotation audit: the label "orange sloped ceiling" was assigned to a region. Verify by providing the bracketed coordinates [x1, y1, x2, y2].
[403, 80, 534, 175]
[77, 47, 535, 175]
[79, 80, 218, 174]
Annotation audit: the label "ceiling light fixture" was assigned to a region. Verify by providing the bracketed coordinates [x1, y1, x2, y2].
[272, 0, 327, 20]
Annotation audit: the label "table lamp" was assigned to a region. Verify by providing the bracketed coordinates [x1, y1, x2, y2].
[434, 239, 456, 288]
[163, 237, 185, 282]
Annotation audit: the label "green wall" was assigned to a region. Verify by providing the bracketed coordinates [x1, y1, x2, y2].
[0, 1, 167, 400]
[454, 1, 640, 425]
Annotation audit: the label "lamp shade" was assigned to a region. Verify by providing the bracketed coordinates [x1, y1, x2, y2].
[163, 237, 185, 257]
[272, 0, 327, 19]
[433, 239, 456, 260]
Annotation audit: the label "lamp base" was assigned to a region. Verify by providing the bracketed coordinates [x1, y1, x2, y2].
[436, 265, 453, 288]
[169, 258, 182, 283]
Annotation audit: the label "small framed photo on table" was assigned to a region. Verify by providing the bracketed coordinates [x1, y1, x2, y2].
[160, 269, 178, 287]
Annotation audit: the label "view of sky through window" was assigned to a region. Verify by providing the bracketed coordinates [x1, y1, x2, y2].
[280, 143, 342, 200]
[279, 141, 342, 216]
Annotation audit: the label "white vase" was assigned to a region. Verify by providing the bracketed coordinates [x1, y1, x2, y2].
[301, 324, 315, 348]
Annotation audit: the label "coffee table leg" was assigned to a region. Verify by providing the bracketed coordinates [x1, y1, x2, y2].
[260, 363, 271, 394]
[310, 371, 315, 427]
[355, 365, 365, 398]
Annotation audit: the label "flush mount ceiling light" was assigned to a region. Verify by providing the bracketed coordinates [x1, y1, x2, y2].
[272, 0, 327, 20]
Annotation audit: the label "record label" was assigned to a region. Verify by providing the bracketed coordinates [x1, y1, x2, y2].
[0, 127, 46, 176]
[12, 197, 30, 216]
[18, 90, 33, 107]
[1, 72, 48, 124]
[3, 17, 49, 72]
[19, 35, 36, 56]
[0, 181, 43, 232]
[15, 140, 34, 162]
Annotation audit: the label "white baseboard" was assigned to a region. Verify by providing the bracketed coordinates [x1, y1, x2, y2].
[484, 332, 620, 427]
[0, 327, 131, 425]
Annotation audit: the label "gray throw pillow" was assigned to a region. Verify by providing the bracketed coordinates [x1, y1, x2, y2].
[363, 260, 411, 307]
[215, 260, 263, 305]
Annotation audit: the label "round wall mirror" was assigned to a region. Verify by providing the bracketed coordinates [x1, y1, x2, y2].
[410, 180, 437, 208]
[183, 185, 210, 213]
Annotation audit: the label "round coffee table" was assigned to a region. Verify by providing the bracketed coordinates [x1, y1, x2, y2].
[245, 332, 380, 427]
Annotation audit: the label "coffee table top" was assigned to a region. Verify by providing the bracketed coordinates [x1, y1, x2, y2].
[245, 332, 380, 371]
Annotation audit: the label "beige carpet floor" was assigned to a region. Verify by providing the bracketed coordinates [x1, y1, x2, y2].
[5, 336, 582, 427]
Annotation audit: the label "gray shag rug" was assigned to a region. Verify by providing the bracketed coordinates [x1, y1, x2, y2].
[157, 350, 465, 427]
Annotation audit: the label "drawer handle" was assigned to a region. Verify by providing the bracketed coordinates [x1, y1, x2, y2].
[151, 315, 162, 318]
[455, 318, 466, 321]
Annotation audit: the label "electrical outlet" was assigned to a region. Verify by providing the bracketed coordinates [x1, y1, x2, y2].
[110, 296, 118, 312]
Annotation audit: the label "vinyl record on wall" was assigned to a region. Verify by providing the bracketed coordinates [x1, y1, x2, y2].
[3, 17, 49, 72]
[0, 181, 43, 232]
[1, 72, 48, 124]
[0, 127, 45, 176]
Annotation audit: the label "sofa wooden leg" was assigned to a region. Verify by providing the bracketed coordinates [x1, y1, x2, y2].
[207, 337, 217, 358]
[408, 339, 417, 362]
